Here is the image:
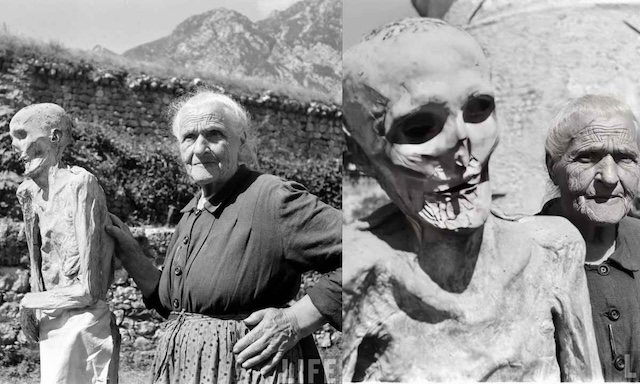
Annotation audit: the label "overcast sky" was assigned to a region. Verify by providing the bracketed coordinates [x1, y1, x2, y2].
[0, 0, 299, 54]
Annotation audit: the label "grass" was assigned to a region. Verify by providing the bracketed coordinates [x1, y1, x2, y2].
[0, 31, 337, 104]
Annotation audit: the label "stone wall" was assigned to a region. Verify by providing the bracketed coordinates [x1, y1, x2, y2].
[0, 54, 343, 159]
[445, 0, 640, 214]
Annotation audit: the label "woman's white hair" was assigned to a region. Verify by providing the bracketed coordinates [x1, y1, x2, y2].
[168, 89, 258, 166]
[543, 94, 639, 201]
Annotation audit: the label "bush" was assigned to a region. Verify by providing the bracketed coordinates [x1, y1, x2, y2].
[0, 171, 23, 220]
[260, 152, 341, 209]
[0, 121, 341, 225]
[0, 344, 39, 375]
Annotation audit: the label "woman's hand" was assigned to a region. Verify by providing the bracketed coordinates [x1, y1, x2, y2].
[233, 295, 327, 375]
[105, 213, 143, 260]
[105, 213, 161, 298]
[233, 307, 301, 374]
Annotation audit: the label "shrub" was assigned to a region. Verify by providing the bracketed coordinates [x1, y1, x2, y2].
[1, 121, 341, 225]
[260, 152, 341, 209]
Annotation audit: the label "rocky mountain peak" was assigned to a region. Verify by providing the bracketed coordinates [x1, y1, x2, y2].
[91, 44, 119, 57]
[259, 0, 341, 49]
[123, 0, 340, 98]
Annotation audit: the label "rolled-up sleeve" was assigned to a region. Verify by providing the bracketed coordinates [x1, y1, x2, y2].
[307, 267, 342, 330]
[142, 282, 170, 319]
[277, 181, 342, 330]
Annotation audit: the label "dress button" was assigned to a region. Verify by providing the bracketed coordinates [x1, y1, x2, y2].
[614, 354, 626, 371]
[182, 236, 189, 244]
[174, 266, 182, 276]
[609, 309, 621, 321]
[598, 264, 610, 276]
[173, 299, 179, 308]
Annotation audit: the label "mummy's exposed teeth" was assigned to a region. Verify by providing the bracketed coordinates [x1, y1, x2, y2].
[419, 206, 435, 221]
[460, 195, 474, 210]
[446, 201, 456, 220]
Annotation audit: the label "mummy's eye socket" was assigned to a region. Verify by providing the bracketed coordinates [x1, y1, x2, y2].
[463, 95, 494, 124]
[401, 114, 440, 142]
[11, 129, 27, 140]
[387, 105, 447, 144]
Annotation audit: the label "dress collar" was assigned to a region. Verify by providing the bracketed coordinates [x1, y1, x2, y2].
[541, 198, 640, 272]
[609, 216, 640, 272]
[180, 165, 251, 215]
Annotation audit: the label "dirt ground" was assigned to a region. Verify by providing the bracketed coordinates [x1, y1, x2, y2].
[0, 341, 341, 384]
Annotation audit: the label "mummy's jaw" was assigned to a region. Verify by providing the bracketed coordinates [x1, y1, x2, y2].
[416, 177, 489, 230]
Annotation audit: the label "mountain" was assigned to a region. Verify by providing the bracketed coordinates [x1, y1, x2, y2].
[123, 0, 341, 97]
[91, 44, 120, 58]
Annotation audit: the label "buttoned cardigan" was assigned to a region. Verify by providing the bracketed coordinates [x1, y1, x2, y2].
[540, 198, 640, 381]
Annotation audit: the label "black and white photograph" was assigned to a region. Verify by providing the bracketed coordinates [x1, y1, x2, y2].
[0, 0, 341, 383]
[342, 0, 640, 382]
[3, 0, 640, 383]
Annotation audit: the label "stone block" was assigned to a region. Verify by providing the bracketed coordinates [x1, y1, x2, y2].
[112, 309, 124, 326]
[133, 320, 157, 337]
[9, 270, 29, 293]
[0, 274, 14, 292]
[133, 336, 154, 351]
[119, 327, 134, 344]
[112, 268, 129, 286]
[0, 323, 18, 345]
[0, 218, 28, 267]
[314, 331, 331, 348]
[0, 301, 19, 319]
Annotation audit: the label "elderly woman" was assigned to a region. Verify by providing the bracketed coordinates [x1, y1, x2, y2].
[539, 94, 640, 380]
[105, 90, 341, 384]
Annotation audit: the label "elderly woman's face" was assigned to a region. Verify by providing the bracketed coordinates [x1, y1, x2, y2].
[176, 102, 242, 188]
[553, 115, 640, 225]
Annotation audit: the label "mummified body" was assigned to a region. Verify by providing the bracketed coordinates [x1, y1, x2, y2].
[341, 18, 602, 382]
[10, 103, 119, 384]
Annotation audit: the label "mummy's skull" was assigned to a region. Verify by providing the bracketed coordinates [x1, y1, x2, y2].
[343, 18, 499, 231]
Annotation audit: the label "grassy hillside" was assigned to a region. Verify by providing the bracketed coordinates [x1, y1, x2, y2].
[0, 31, 337, 104]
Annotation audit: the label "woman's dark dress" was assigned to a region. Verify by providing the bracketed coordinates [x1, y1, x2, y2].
[145, 166, 342, 383]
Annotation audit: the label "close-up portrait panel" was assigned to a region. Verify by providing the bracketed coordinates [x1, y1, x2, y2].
[342, 0, 640, 382]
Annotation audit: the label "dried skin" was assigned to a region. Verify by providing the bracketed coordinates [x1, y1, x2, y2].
[19, 308, 39, 342]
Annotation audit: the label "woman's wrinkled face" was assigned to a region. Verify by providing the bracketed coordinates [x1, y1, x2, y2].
[176, 102, 242, 189]
[553, 115, 640, 225]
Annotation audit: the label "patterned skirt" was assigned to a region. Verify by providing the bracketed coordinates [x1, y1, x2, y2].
[151, 312, 326, 384]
